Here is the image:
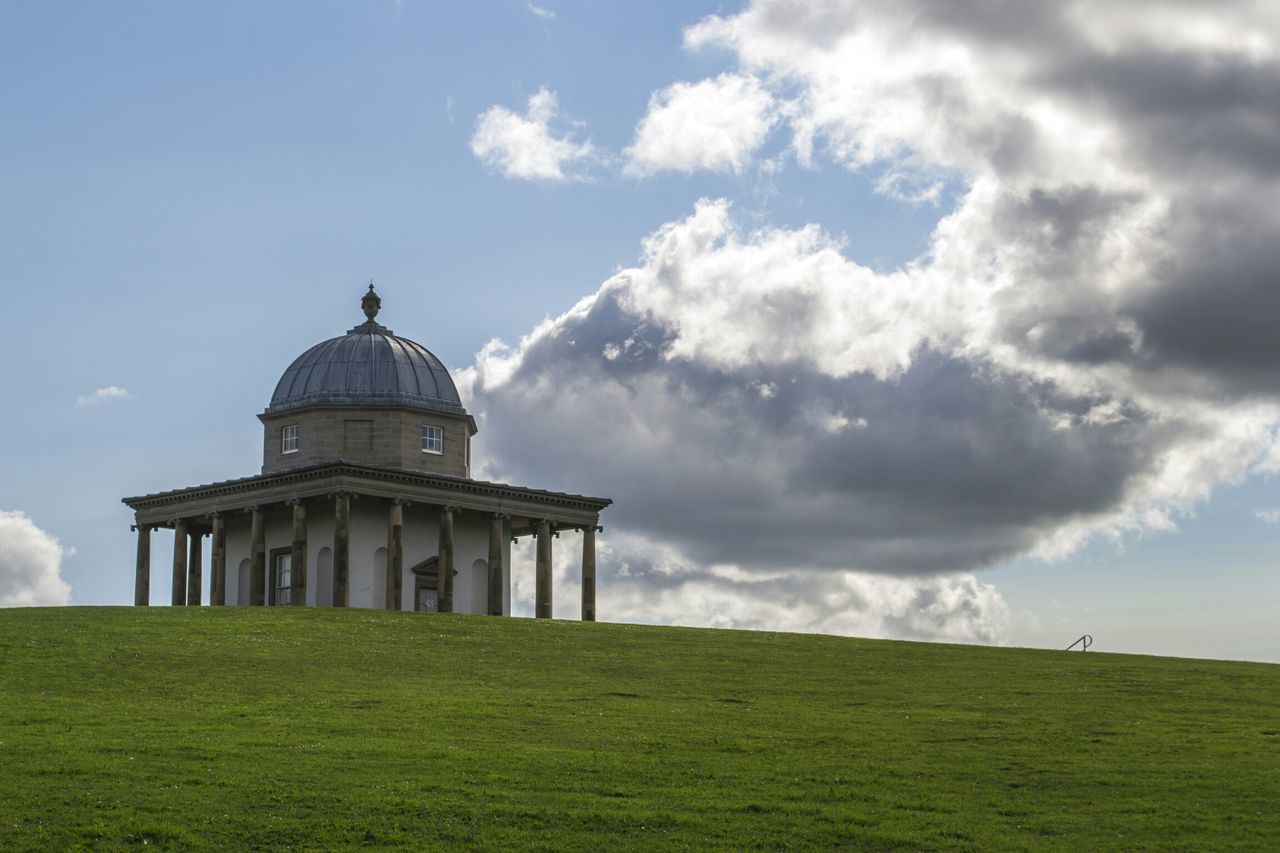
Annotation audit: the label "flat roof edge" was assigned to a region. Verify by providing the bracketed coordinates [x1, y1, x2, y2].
[121, 461, 612, 513]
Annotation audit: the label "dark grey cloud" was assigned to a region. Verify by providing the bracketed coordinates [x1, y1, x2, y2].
[1125, 204, 1280, 395]
[469, 285, 1166, 577]
[1040, 48, 1280, 178]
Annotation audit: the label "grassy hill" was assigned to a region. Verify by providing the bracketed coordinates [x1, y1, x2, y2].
[0, 608, 1276, 850]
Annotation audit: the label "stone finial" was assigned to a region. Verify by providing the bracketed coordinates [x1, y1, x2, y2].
[361, 282, 381, 322]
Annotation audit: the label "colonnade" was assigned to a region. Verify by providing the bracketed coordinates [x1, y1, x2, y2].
[132, 494, 598, 620]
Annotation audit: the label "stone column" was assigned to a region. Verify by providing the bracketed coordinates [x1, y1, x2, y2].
[581, 524, 596, 622]
[333, 493, 350, 607]
[291, 500, 307, 606]
[487, 514, 504, 616]
[210, 513, 226, 606]
[438, 507, 455, 613]
[249, 507, 266, 606]
[187, 530, 203, 606]
[171, 519, 188, 606]
[535, 518, 553, 619]
[133, 524, 151, 607]
[386, 501, 404, 611]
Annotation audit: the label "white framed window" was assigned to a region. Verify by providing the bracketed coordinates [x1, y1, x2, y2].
[281, 424, 298, 454]
[272, 551, 292, 606]
[421, 424, 443, 455]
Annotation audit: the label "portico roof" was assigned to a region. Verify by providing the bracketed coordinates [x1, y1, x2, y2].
[123, 460, 611, 529]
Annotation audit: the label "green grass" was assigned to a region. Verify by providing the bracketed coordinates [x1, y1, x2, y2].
[0, 608, 1276, 850]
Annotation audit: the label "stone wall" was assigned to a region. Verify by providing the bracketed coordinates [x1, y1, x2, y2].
[260, 406, 472, 476]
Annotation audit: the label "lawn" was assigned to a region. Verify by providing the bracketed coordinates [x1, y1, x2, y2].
[0, 607, 1276, 850]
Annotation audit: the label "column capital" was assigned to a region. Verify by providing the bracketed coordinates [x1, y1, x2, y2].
[492, 512, 510, 521]
[285, 498, 304, 507]
[392, 497, 411, 507]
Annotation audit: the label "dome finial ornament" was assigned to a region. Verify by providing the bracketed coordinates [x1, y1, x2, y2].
[361, 281, 381, 322]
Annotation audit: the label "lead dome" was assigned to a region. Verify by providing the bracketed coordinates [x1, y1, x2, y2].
[265, 285, 464, 417]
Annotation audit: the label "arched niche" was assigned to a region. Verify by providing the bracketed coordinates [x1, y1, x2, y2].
[316, 547, 333, 607]
[471, 559, 488, 614]
[236, 559, 251, 607]
[372, 547, 388, 610]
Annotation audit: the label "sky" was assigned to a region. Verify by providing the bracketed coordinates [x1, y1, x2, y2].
[2, 0, 1278, 663]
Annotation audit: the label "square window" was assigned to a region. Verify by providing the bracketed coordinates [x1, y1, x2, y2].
[421, 425, 443, 455]
[281, 424, 298, 454]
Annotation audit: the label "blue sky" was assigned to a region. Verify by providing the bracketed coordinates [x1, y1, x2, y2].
[2, 1, 1277, 663]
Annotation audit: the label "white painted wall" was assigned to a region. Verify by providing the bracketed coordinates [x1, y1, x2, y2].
[306, 510, 335, 607]
[346, 503, 385, 609]
[401, 503, 440, 611]
[218, 500, 513, 614]
[224, 513, 249, 606]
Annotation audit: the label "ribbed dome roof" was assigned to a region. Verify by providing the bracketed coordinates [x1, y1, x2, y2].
[265, 286, 464, 416]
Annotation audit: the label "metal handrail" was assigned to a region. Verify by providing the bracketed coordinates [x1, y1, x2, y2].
[1066, 634, 1093, 652]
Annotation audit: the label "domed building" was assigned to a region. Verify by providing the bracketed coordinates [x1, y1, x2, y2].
[123, 286, 609, 618]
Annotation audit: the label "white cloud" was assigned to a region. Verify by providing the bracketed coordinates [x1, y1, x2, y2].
[470, 87, 594, 182]
[512, 531, 1010, 644]
[601, 559, 1012, 645]
[526, 2, 555, 21]
[601, 538, 1010, 642]
[625, 74, 778, 177]
[76, 385, 130, 407]
[1256, 508, 1280, 525]
[0, 511, 71, 607]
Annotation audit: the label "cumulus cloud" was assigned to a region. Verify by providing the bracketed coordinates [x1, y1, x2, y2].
[625, 73, 779, 177]
[1256, 508, 1280, 525]
[593, 533, 1010, 644]
[470, 87, 594, 182]
[461, 200, 1231, 581]
[462, 0, 1280, 642]
[508, 531, 1009, 644]
[0, 511, 71, 607]
[76, 385, 130, 407]
[685, 0, 1280, 397]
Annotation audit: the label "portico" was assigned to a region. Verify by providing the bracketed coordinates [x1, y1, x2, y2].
[127, 461, 606, 617]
